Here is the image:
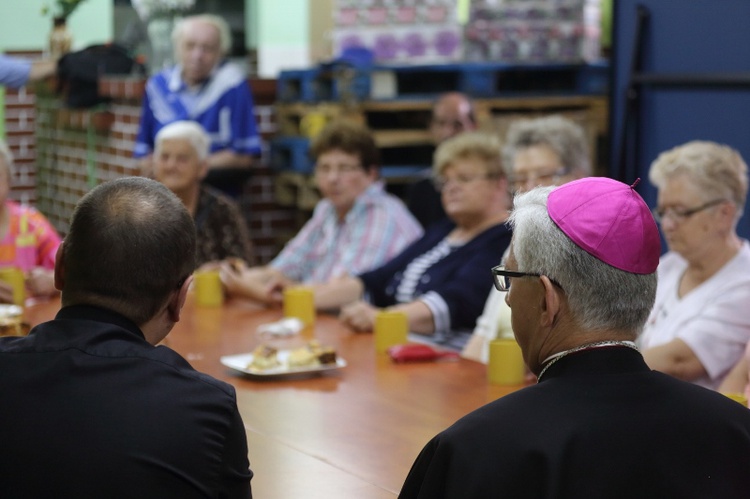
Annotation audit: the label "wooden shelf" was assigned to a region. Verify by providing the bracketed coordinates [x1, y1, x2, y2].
[373, 129, 432, 148]
[359, 100, 433, 112]
[273, 94, 610, 179]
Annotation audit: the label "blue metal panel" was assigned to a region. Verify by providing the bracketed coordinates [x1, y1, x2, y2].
[610, 0, 750, 240]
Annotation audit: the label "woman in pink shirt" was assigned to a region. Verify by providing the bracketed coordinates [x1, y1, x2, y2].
[0, 140, 60, 303]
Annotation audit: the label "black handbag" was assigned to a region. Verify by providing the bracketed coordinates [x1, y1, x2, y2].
[56, 43, 144, 108]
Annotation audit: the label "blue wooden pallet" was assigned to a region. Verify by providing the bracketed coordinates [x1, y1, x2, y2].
[278, 61, 609, 103]
[269, 135, 431, 178]
[374, 61, 609, 99]
[277, 66, 371, 103]
[380, 165, 429, 179]
[276, 69, 321, 103]
[269, 136, 313, 173]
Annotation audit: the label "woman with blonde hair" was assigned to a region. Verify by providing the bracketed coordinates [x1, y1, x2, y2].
[312, 131, 513, 349]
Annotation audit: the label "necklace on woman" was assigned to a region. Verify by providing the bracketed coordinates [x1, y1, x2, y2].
[536, 340, 639, 382]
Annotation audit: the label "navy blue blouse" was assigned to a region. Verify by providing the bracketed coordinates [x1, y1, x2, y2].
[359, 219, 512, 334]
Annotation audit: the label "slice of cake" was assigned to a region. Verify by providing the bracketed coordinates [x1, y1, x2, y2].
[287, 341, 338, 368]
[287, 346, 318, 368]
[316, 347, 337, 365]
[248, 344, 281, 371]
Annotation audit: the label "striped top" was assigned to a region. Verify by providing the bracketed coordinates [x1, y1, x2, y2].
[395, 238, 462, 333]
[270, 182, 422, 283]
[360, 219, 513, 344]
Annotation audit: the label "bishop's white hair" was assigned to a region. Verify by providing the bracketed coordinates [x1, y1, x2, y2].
[508, 186, 657, 336]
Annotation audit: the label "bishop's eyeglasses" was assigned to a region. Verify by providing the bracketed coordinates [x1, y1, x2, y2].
[491, 264, 563, 292]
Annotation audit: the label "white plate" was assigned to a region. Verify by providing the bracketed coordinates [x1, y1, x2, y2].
[220, 350, 347, 378]
[0, 304, 23, 318]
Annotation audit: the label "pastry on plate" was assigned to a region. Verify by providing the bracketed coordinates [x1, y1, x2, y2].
[288, 341, 338, 368]
[248, 344, 281, 371]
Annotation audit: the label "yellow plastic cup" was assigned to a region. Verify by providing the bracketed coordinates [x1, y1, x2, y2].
[487, 338, 526, 385]
[193, 270, 223, 307]
[374, 310, 408, 354]
[0, 267, 26, 306]
[283, 286, 315, 327]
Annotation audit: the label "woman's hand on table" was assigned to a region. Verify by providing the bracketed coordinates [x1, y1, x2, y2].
[0, 281, 14, 303]
[340, 301, 379, 332]
[217, 262, 289, 306]
[218, 261, 262, 301]
[262, 274, 289, 306]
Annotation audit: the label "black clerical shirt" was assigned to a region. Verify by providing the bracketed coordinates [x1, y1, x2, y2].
[0, 305, 252, 498]
[400, 347, 750, 498]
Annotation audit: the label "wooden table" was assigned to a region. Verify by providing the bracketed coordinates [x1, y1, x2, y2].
[24, 295, 523, 498]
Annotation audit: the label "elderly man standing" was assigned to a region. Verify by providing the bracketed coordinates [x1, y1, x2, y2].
[134, 14, 260, 174]
[399, 177, 750, 498]
[0, 177, 252, 497]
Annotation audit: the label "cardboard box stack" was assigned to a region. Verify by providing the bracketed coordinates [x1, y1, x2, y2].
[332, 0, 463, 64]
[465, 0, 602, 63]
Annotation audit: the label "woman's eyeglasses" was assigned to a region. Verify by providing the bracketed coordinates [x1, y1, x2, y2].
[651, 199, 726, 224]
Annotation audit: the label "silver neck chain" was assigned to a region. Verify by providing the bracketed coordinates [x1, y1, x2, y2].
[536, 340, 639, 382]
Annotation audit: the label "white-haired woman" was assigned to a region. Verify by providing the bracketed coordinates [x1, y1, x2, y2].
[0, 139, 60, 302]
[153, 121, 253, 267]
[134, 14, 261, 174]
[640, 141, 750, 389]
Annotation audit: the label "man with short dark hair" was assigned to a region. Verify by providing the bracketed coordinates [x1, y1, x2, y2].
[0, 177, 253, 498]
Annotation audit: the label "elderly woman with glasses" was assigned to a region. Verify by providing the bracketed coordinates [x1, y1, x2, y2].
[463, 115, 591, 362]
[504, 115, 591, 193]
[220, 120, 421, 303]
[312, 131, 512, 349]
[639, 140, 750, 389]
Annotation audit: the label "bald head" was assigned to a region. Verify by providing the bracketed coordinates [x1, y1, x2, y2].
[430, 92, 477, 145]
[61, 177, 197, 325]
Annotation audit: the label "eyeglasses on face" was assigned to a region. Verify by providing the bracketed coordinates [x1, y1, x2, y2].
[314, 163, 364, 176]
[652, 198, 726, 224]
[491, 264, 563, 292]
[430, 118, 471, 132]
[432, 174, 495, 191]
[507, 167, 569, 191]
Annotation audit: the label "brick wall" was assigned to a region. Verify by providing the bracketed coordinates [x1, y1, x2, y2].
[23, 75, 296, 266]
[4, 50, 41, 206]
